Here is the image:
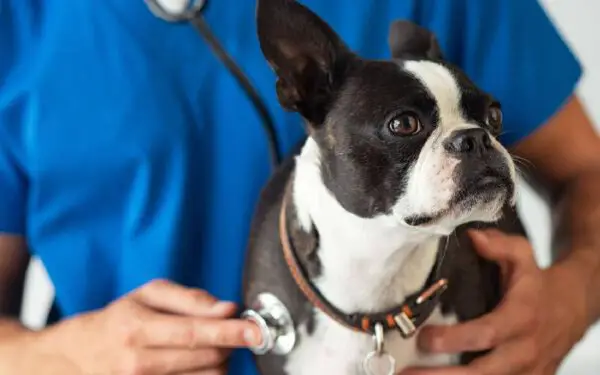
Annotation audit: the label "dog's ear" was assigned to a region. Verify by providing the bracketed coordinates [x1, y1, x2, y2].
[388, 20, 443, 60]
[257, 0, 352, 125]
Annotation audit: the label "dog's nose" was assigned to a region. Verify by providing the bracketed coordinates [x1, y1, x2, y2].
[444, 128, 493, 155]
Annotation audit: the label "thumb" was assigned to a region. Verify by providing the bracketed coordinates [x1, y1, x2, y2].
[467, 229, 506, 262]
[467, 229, 515, 281]
[467, 229, 535, 274]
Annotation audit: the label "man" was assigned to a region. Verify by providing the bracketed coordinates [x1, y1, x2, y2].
[0, 0, 598, 374]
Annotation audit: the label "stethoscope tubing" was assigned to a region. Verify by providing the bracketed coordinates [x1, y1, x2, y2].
[146, 0, 282, 169]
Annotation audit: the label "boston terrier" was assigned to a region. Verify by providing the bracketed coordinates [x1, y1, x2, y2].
[243, 0, 528, 374]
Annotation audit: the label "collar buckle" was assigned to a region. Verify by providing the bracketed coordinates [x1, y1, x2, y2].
[393, 311, 417, 339]
[393, 279, 449, 338]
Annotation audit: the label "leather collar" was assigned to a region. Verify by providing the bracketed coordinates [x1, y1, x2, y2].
[279, 189, 449, 337]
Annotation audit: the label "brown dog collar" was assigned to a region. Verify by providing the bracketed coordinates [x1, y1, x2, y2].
[279, 192, 449, 337]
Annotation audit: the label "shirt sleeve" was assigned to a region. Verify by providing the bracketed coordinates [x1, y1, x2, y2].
[0, 2, 29, 235]
[414, 0, 583, 146]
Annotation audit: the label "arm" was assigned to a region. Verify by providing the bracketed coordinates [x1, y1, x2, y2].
[512, 95, 600, 327]
[0, 235, 32, 339]
[0, 243, 264, 374]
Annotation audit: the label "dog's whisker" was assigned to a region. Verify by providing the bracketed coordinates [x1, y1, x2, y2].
[512, 154, 534, 169]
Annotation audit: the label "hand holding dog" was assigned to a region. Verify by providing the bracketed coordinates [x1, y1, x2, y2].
[0, 279, 261, 375]
[400, 229, 590, 375]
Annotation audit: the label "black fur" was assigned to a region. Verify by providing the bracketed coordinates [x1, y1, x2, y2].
[388, 20, 444, 60]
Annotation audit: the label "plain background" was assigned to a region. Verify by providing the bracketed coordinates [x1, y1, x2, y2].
[17, 0, 600, 373]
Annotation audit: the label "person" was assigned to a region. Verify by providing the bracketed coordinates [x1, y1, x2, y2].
[0, 0, 598, 374]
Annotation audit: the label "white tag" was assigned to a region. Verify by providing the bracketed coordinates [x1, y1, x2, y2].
[362, 351, 396, 375]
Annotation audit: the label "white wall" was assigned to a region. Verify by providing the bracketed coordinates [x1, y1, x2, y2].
[20, 0, 600, 373]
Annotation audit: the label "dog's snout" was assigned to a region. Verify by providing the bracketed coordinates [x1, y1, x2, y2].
[444, 128, 493, 156]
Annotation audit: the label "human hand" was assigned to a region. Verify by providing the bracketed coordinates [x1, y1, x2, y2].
[20, 279, 262, 375]
[399, 229, 590, 375]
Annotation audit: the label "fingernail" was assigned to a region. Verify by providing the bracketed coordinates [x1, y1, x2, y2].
[429, 335, 444, 352]
[419, 328, 442, 352]
[244, 326, 262, 346]
[469, 230, 489, 244]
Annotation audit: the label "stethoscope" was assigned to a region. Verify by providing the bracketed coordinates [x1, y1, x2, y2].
[146, 0, 282, 170]
[147, 0, 297, 356]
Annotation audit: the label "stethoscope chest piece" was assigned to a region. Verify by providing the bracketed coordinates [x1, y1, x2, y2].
[241, 293, 296, 356]
[146, 0, 207, 22]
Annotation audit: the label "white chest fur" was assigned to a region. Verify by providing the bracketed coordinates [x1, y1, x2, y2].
[283, 237, 459, 375]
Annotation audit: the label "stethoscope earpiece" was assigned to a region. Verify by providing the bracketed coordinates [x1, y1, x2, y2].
[146, 0, 207, 22]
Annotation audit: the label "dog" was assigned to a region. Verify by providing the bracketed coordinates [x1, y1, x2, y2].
[243, 0, 528, 374]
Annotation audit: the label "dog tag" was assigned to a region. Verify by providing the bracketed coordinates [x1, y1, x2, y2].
[362, 350, 396, 375]
[362, 323, 395, 375]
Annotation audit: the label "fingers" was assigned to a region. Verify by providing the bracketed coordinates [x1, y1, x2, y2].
[467, 230, 536, 271]
[400, 340, 533, 375]
[469, 339, 537, 375]
[175, 366, 228, 375]
[400, 340, 535, 375]
[418, 301, 532, 354]
[399, 366, 475, 375]
[130, 279, 238, 318]
[124, 348, 229, 375]
[136, 313, 262, 349]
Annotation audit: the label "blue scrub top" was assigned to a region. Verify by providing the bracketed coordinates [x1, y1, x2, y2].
[0, 0, 582, 374]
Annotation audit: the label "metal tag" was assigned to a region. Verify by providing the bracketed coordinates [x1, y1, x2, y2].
[393, 312, 417, 339]
[362, 323, 396, 375]
[362, 351, 396, 375]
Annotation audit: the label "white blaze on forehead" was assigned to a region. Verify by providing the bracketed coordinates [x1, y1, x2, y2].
[402, 61, 465, 127]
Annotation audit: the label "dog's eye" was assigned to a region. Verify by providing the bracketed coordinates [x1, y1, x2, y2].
[486, 105, 503, 132]
[388, 112, 422, 136]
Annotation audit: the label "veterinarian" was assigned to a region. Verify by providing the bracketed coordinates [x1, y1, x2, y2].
[0, 0, 598, 374]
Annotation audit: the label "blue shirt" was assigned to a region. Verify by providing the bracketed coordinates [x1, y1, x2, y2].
[0, 0, 582, 374]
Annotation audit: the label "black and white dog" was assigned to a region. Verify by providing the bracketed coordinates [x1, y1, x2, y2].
[243, 0, 527, 374]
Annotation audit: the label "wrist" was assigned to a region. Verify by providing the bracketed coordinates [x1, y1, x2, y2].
[0, 322, 80, 374]
[0, 322, 42, 372]
[0, 318, 30, 340]
[550, 250, 600, 333]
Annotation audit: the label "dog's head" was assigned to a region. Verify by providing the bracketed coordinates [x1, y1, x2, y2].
[258, 0, 517, 235]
